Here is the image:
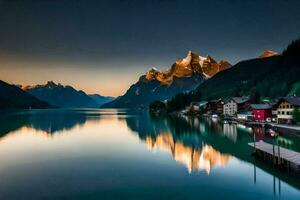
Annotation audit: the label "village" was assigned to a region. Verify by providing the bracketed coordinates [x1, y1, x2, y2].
[183, 96, 300, 172]
[184, 96, 300, 135]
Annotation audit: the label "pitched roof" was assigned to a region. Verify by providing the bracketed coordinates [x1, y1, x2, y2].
[281, 97, 300, 106]
[209, 99, 223, 103]
[250, 104, 272, 110]
[237, 111, 252, 115]
[232, 97, 249, 104]
[191, 101, 207, 106]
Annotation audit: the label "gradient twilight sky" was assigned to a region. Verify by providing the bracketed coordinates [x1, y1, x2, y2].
[0, 0, 300, 96]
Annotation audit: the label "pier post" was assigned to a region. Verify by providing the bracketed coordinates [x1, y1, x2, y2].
[277, 142, 281, 166]
[273, 175, 276, 196]
[253, 164, 256, 184]
[253, 132, 256, 153]
[272, 140, 276, 165]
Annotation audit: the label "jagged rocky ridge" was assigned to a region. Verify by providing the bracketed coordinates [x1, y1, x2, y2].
[102, 51, 231, 108]
[165, 38, 300, 111]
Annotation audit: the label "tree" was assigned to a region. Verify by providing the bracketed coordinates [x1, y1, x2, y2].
[292, 107, 300, 124]
[249, 88, 260, 103]
[149, 101, 167, 114]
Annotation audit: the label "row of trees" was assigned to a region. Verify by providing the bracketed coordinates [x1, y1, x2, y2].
[293, 108, 300, 124]
[150, 37, 300, 115]
[149, 91, 202, 113]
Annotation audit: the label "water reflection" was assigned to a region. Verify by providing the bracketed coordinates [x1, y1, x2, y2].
[0, 109, 300, 199]
[146, 133, 231, 174]
[124, 113, 300, 190]
[223, 123, 238, 142]
[0, 109, 124, 137]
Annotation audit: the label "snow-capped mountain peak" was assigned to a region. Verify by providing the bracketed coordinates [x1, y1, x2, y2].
[144, 51, 231, 84]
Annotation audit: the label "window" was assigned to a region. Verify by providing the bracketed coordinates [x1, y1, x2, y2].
[287, 111, 290, 115]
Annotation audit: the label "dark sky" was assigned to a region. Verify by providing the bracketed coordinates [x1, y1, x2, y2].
[1, 0, 300, 96]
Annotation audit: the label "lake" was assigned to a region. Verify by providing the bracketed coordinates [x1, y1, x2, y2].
[0, 109, 299, 200]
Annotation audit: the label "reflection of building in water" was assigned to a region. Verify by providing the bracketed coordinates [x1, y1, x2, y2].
[251, 127, 266, 140]
[223, 124, 238, 142]
[146, 133, 231, 174]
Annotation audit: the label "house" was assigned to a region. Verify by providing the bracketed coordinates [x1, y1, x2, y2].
[273, 97, 300, 124]
[250, 104, 272, 122]
[186, 101, 208, 113]
[206, 99, 224, 115]
[223, 97, 249, 116]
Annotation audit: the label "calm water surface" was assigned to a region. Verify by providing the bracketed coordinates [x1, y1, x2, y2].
[0, 109, 299, 200]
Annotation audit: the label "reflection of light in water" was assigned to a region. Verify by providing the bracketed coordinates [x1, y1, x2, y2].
[212, 118, 218, 123]
[277, 136, 293, 145]
[223, 124, 238, 142]
[237, 124, 252, 133]
[199, 123, 206, 134]
[193, 118, 199, 128]
[237, 124, 246, 129]
[145, 133, 231, 174]
[0, 116, 133, 168]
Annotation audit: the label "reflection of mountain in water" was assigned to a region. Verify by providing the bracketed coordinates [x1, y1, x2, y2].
[146, 133, 231, 173]
[125, 114, 232, 173]
[124, 113, 300, 189]
[0, 109, 102, 137]
[27, 111, 87, 134]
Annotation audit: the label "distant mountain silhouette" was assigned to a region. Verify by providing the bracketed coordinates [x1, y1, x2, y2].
[0, 80, 51, 109]
[89, 94, 115, 106]
[25, 81, 100, 108]
[102, 51, 230, 108]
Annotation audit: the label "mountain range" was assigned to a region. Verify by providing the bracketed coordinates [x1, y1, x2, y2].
[24, 81, 114, 108]
[0, 80, 51, 109]
[101, 51, 231, 108]
[89, 94, 115, 106]
[2, 38, 299, 111]
[165, 38, 300, 111]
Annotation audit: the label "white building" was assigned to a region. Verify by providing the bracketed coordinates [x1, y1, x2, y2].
[223, 97, 249, 116]
[223, 99, 237, 116]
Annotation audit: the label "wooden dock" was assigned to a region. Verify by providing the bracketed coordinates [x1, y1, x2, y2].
[248, 141, 300, 170]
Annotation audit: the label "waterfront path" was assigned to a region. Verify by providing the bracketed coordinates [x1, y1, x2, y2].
[272, 124, 300, 131]
[269, 123, 300, 135]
